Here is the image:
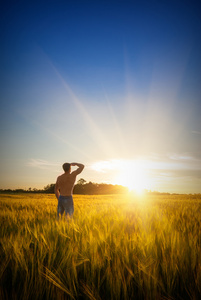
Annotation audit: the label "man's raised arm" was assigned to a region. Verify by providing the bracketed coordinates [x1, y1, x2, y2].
[71, 163, 85, 175]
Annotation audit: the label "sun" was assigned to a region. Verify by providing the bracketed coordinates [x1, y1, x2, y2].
[91, 159, 150, 194]
[114, 160, 149, 194]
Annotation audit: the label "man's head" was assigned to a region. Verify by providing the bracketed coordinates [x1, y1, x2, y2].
[62, 163, 71, 173]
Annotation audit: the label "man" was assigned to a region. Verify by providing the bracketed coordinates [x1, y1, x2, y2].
[55, 162, 84, 219]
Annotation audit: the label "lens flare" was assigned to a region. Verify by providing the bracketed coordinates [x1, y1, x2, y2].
[114, 160, 149, 194]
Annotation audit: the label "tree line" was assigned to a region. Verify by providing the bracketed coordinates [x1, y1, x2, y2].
[1, 179, 187, 195]
[0, 179, 128, 195]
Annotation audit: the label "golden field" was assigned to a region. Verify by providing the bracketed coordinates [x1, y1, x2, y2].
[0, 193, 201, 299]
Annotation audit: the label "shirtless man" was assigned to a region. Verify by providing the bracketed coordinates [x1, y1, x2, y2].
[55, 162, 84, 219]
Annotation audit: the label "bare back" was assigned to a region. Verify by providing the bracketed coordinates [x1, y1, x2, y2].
[55, 163, 84, 199]
[56, 172, 77, 196]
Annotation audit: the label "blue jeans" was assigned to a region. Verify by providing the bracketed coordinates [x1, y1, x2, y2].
[57, 195, 74, 218]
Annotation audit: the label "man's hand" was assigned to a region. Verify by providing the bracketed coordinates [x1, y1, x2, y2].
[71, 163, 84, 175]
[71, 163, 76, 166]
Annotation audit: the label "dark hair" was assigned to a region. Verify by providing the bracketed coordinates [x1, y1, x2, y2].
[62, 163, 71, 172]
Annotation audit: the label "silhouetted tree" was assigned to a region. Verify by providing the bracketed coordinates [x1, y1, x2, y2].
[43, 184, 55, 193]
[77, 178, 86, 185]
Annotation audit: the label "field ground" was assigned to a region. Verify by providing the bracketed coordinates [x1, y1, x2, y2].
[0, 193, 201, 300]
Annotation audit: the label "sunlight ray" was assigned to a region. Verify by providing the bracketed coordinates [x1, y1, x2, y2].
[104, 92, 129, 157]
[33, 120, 92, 159]
[50, 63, 118, 158]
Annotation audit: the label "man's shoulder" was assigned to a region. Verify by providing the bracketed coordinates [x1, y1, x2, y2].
[70, 171, 77, 177]
[57, 174, 64, 180]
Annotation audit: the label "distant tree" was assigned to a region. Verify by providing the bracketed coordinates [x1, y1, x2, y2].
[77, 178, 86, 185]
[43, 184, 55, 193]
[74, 178, 86, 194]
[14, 189, 25, 193]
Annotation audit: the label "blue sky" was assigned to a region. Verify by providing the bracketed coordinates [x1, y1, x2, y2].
[1, 0, 201, 193]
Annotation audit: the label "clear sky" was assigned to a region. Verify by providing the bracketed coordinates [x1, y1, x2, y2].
[1, 0, 201, 193]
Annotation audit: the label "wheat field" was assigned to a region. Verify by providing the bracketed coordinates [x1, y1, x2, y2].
[0, 193, 201, 300]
